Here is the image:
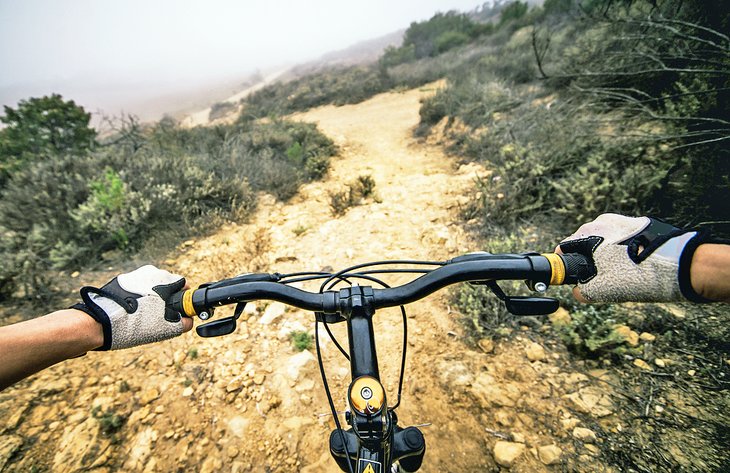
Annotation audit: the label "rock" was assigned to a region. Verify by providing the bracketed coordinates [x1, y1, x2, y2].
[227, 416, 249, 438]
[511, 432, 526, 443]
[128, 405, 151, 426]
[564, 387, 613, 417]
[572, 427, 597, 443]
[613, 325, 639, 347]
[259, 302, 286, 325]
[654, 358, 666, 368]
[565, 372, 589, 385]
[5, 404, 29, 430]
[173, 350, 186, 365]
[253, 373, 266, 385]
[561, 417, 580, 431]
[227, 446, 240, 458]
[182, 387, 194, 397]
[584, 444, 600, 455]
[639, 332, 656, 342]
[493, 441, 525, 468]
[277, 320, 308, 340]
[200, 456, 223, 473]
[282, 416, 314, 430]
[549, 307, 571, 326]
[0, 435, 23, 471]
[53, 417, 111, 471]
[295, 378, 315, 393]
[470, 373, 517, 408]
[495, 410, 513, 427]
[40, 378, 71, 394]
[226, 377, 243, 393]
[525, 342, 546, 362]
[478, 338, 494, 353]
[687, 369, 696, 377]
[230, 461, 246, 473]
[263, 396, 281, 414]
[139, 388, 160, 406]
[124, 428, 156, 470]
[633, 359, 652, 370]
[538, 444, 562, 465]
[286, 350, 316, 381]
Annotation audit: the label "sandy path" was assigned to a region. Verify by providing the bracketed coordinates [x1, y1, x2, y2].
[1, 85, 614, 473]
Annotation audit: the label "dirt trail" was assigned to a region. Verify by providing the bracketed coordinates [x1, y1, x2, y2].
[0, 86, 616, 472]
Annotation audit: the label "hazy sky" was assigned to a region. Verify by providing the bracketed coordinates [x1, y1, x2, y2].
[1, 0, 483, 117]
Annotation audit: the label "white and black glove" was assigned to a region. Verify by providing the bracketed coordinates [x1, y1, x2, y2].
[558, 213, 709, 303]
[73, 265, 188, 350]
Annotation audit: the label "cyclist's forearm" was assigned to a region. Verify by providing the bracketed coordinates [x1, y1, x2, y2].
[691, 244, 730, 302]
[0, 309, 102, 391]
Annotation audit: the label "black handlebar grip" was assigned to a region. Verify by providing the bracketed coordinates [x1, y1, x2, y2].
[167, 289, 188, 316]
[560, 253, 595, 285]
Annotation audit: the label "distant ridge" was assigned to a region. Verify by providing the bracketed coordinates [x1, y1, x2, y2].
[283, 29, 405, 79]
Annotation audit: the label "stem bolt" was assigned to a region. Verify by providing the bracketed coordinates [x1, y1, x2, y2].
[534, 282, 548, 293]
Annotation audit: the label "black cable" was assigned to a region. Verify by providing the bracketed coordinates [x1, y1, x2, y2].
[315, 321, 354, 473]
[319, 259, 445, 293]
[278, 271, 331, 279]
[391, 305, 408, 410]
[324, 321, 350, 361]
[321, 273, 409, 414]
[280, 268, 435, 286]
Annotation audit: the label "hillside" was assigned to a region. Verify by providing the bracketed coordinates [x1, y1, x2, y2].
[0, 1, 727, 472]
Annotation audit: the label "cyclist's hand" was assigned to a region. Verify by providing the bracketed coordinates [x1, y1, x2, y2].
[73, 265, 192, 350]
[556, 213, 707, 303]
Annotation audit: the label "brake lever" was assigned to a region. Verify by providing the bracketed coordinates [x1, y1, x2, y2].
[474, 280, 559, 316]
[196, 301, 247, 337]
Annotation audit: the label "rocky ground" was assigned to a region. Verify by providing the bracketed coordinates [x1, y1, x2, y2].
[1, 85, 726, 473]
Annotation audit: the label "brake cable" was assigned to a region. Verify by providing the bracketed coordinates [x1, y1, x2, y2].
[318, 259, 445, 293]
[277, 260, 444, 470]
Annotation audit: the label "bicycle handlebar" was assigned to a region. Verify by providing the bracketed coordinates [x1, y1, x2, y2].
[166, 251, 592, 473]
[168, 252, 592, 319]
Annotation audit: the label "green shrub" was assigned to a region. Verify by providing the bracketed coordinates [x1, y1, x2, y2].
[0, 94, 96, 183]
[92, 406, 125, 435]
[435, 31, 471, 54]
[552, 305, 641, 358]
[355, 175, 376, 197]
[499, 1, 529, 26]
[289, 330, 313, 351]
[329, 175, 377, 216]
[242, 65, 390, 117]
[208, 101, 237, 121]
[329, 187, 358, 216]
[0, 113, 336, 300]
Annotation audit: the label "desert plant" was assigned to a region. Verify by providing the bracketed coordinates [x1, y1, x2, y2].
[92, 406, 125, 435]
[329, 175, 377, 216]
[209, 101, 237, 121]
[289, 330, 313, 351]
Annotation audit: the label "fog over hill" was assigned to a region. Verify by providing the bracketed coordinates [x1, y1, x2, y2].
[0, 0, 483, 123]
